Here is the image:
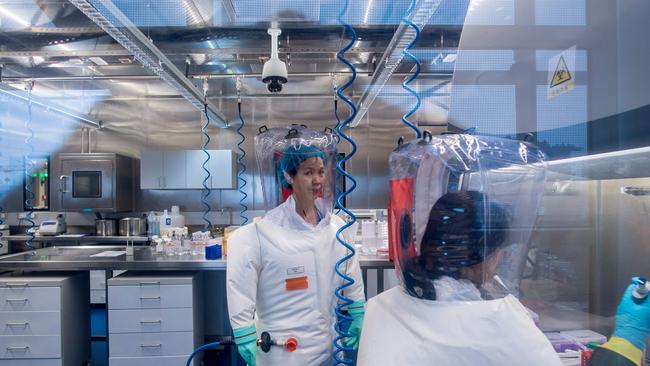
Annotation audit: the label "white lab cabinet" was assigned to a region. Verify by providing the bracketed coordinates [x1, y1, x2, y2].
[140, 150, 236, 189]
[107, 272, 203, 366]
[187, 150, 237, 189]
[140, 150, 186, 189]
[207, 150, 237, 189]
[185, 150, 208, 189]
[140, 151, 164, 189]
[0, 273, 90, 366]
[162, 151, 186, 189]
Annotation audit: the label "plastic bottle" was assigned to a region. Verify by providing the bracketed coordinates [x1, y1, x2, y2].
[170, 205, 185, 228]
[164, 234, 176, 257]
[179, 227, 190, 256]
[147, 211, 157, 237]
[160, 209, 172, 237]
[151, 236, 164, 256]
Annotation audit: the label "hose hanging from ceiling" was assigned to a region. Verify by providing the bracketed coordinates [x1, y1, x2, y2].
[201, 79, 213, 230]
[332, 74, 342, 215]
[333, 98, 342, 216]
[401, 0, 423, 138]
[235, 78, 248, 225]
[332, 0, 359, 364]
[24, 80, 36, 252]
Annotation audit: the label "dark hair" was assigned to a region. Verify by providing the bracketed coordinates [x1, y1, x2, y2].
[402, 190, 511, 300]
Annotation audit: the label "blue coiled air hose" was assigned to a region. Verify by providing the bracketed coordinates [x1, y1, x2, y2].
[201, 104, 213, 230]
[333, 98, 342, 215]
[185, 340, 235, 366]
[401, 0, 423, 138]
[333, 0, 359, 364]
[236, 101, 248, 225]
[24, 82, 36, 252]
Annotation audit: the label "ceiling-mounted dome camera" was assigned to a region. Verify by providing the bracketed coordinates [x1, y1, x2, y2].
[262, 28, 288, 93]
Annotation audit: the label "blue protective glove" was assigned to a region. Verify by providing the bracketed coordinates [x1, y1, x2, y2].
[233, 325, 257, 366]
[344, 300, 365, 350]
[612, 278, 650, 351]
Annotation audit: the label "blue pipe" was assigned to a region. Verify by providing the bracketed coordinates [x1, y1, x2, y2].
[333, 98, 342, 215]
[201, 104, 213, 230]
[401, 0, 423, 138]
[24, 82, 35, 252]
[185, 341, 224, 366]
[333, 0, 358, 364]
[236, 102, 248, 225]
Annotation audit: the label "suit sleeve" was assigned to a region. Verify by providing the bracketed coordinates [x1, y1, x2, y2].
[226, 223, 262, 329]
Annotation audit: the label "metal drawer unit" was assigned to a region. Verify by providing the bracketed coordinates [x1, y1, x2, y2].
[0, 273, 90, 366]
[90, 270, 106, 304]
[107, 272, 203, 366]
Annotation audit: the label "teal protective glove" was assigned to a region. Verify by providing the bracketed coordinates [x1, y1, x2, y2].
[233, 325, 257, 366]
[344, 300, 365, 350]
[612, 277, 650, 351]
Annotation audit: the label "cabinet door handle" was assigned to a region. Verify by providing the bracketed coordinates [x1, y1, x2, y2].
[5, 283, 29, 288]
[140, 344, 162, 348]
[6, 346, 29, 351]
[158, 176, 162, 188]
[139, 281, 160, 286]
[59, 175, 69, 193]
[139, 296, 161, 300]
[5, 298, 28, 303]
[6, 322, 29, 327]
[140, 319, 162, 324]
[163, 176, 167, 188]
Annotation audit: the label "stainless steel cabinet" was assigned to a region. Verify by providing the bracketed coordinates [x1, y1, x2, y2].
[107, 272, 203, 366]
[185, 150, 208, 189]
[58, 153, 135, 212]
[163, 151, 187, 189]
[140, 151, 164, 190]
[206, 150, 237, 189]
[0, 273, 90, 366]
[140, 151, 186, 189]
[140, 150, 236, 189]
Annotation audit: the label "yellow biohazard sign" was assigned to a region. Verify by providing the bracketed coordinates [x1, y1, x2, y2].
[550, 56, 571, 87]
[547, 46, 576, 99]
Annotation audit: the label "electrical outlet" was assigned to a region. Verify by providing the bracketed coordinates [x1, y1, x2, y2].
[0, 213, 5, 219]
[18, 212, 37, 219]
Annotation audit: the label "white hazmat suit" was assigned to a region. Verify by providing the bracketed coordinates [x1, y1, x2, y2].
[357, 279, 563, 366]
[227, 196, 365, 366]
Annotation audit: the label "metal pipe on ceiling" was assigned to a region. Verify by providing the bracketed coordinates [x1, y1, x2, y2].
[0, 82, 101, 128]
[2, 72, 452, 81]
[349, 0, 444, 128]
[68, 0, 231, 128]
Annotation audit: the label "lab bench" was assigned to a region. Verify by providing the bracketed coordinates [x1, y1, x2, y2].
[0, 245, 391, 271]
[0, 246, 393, 366]
[3, 235, 149, 246]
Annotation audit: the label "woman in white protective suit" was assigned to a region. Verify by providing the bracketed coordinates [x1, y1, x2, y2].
[357, 133, 563, 366]
[227, 126, 365, 366]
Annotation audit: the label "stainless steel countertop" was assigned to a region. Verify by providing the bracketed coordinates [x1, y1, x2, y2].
[0, 246, 393, 271]
[4, 235, 149, 243]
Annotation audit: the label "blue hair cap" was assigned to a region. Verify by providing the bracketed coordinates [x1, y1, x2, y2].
[278, 144, 327, 188]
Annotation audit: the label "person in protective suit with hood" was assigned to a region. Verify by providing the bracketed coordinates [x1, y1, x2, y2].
[357, 190, 563, 366]
[227, 137, 365, 366]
